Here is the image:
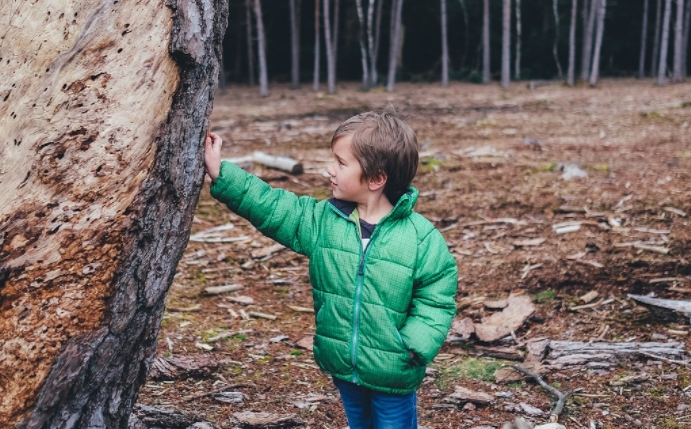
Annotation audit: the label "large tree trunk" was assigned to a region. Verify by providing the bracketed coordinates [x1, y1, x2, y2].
[639, 0, 650, 78]
[246, 0, 256, 86]
[289, 0, 301, 89]
[323, 0, 337, 94]
[673, 0, 685, 81]
[313, 0, 321, 91]
[658, 0, 673, 85]
[589, 0, 607, 86]
[254, 0, 269, 96]
[515, 0, 522, 79]
[482, 0, 491, 83]
[581, 0, 597, 81]
[386, 0, 404, 92]
[0, 0, 228, 428]
[355, 0, 371, 90]
[652, 0, 663, 77]
[567, 0, 578, 85]
[501, 0, 511, 89]
[441, 0, 450, 87]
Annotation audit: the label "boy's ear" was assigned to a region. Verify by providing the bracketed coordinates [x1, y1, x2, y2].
[368, 171, 387, 191]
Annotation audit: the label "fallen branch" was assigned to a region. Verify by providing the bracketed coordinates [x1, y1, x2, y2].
[180, 383, 248, 403]
[512, 365, 577, 422]
[224, 151, 303, 175]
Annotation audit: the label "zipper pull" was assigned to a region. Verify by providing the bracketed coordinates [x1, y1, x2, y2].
[358, 257, 365, 275]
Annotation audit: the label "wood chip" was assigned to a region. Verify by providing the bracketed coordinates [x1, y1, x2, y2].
[663, 207, 687, 217]
[251, 243, 286, 259]
[484, 242, 500, 254]
[512, 237, 546, 247]
[166, 304, 202, 312]
[232, 411, 304, 428]
[474, 295, 536, 342]
[450, 317, 475, 339]
[195, 342, 213, 351]
[248, 311, 277, 320]
[444, 386, 495, 405]
[579, 291, 599, 304]
[296, 335, 314, 350]
[484, 299, 509, 309]
[633, 243, 670, 255]
[574, 259, 604, 268]
[288, 305, 314, 313]
[226, 295, 255, 305]
[650, 277, 687, 284]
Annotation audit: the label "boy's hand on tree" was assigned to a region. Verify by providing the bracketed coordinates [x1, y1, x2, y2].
[204, 132, 223, 182]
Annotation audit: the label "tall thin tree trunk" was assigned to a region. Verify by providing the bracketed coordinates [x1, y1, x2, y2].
[366, 0, 378, 86]
[553, 0, 564, 79]
[246, 0, 256, 86]
[441, 0, 450, 87]
[673, 0, 685, 81]
[683, 0, 691, 76]
[458, 0, 470, 69]
[638, 0, 650, 78]
[332, 0, 341, 76]
[652, 0, 663, 75]
[581, 0, 597, 81]
[313, 0, 321, 91]
[658, 0, 673, 85]
[0, 1, 228, 427]
[254, 0, 269, 96]
[355, 0, 370, 90]
[581, 0, 590, 78]
[589, 0, 606, 86]
[387, 0, 404, 92]
[323, 0, 336, 93]
[568, 0, 578, 85]
[501, 0, 511, 89]
[483, 0, 491, 83]
[373, 0, 385, 84]
[289, 0, 301, 88]
[515, 0, 522, 79]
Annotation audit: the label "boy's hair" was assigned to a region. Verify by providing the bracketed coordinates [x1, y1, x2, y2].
[331, 112, 418, 204]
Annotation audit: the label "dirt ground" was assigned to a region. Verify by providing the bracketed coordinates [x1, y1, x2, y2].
[138, 79, 691, 429]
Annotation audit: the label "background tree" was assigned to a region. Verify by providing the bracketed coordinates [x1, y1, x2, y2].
[290, 0, 302, 88]
[313, 0, 321, 91]
[323, 0, 340, 94]
[245, 0, 256, 86]
[638, 0, 650, 78]
[387, 0, 405, 91]
[515, 0, 522, 79]
[581, 0, 597, 81]
[254, 0, 269, 96]
[683, 0, 691, 76]
[589, 0, 607, 86]
[568, 0, 578, 86]
[658, 0, 672, 85]
[483, 0, 491, 83]
[355, 0, 371, 89]
[553, 0, 564, 79]
[502, 0, 511, 89]
[672, 0, 685, 81]
[0, 0, 227, 427]
[371, 0, 385, 85]
[651, 0, 663, 77]
[441, 0, 450, 87]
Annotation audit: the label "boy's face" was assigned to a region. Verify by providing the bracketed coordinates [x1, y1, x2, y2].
[327, 135, 369, 203]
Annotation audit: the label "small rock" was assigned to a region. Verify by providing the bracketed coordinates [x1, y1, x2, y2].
[446, 386, 495, 405]
[484, 299, 509, 310]
[519, 402, 544, 416]
[558, 163, 588, 180]
[463, 402, 477, 411]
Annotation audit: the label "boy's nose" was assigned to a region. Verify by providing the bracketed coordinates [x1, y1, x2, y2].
[326, 163, 335, 177]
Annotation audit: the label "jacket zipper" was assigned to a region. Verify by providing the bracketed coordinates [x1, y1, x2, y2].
[327, 203, 381, 384]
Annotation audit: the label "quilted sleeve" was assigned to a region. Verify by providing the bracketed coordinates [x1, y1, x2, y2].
[399, 227, 458, 365]
[210, 161, 321, 257]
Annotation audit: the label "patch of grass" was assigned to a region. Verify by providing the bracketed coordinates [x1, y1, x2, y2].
[435, 358, 506, 389]
[534, 290, 556, 303]
[421, 157, 444, 172]
[640, 110, 661, 118]
[540, 162, 558, 172]
[681, 101, 691, 108]
[233, 334, 247, 341]
[655, 417, 684, 428]
[593, 163, 609, 172]
[290, 350, 303, 356]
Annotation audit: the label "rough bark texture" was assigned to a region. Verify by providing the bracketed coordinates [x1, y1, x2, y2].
[501, 0, 511, 89]
[0, 0, 228, 427]
[638, 0, 650, 78]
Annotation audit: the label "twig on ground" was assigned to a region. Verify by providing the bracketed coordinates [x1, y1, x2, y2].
[512, 364, 579, 422]
[638, 351, 689, 365]
[180, 383, 248, 403]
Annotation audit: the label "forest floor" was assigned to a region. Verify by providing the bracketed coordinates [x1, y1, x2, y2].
[138, 79, 691, 429]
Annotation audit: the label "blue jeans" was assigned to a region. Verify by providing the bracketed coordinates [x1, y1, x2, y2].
[333, 377, 418, 429]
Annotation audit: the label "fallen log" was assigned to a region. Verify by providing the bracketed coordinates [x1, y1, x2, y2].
[545, 340, 687, 366]
[148, 354, 222, 381]
[628, 294, 691, 323]
[223, 151, 303, 175]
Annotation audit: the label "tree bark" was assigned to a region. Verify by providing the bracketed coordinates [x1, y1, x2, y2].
[313, 0, 321, 91]
[652, 0, 663, 77]
[553, 0, 563, 79]
[355, 0, 371, 90]
[323, 0, 337, 93]
[289, 0, 301, 88]
[673, 0, 685, 81]
[658, 0, 673, 85]
[581, 0, 597, 81]
[567, 0, 578, 85]
[387, 0, 405, 92]
[254, 0, 269, 96]
[501, 0, 511, 89]
[515, 0, 522, 79]
[639, 0, 650, 78]
[684, 0, 691, 76]
[441, 0, 450, 87]
[246, 0, 256, 86]
[483, 0, 491, 83]
[589, 0, 607, 86]
[0, 0, 228, 427]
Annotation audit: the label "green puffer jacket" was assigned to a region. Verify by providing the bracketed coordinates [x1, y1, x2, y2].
[211, 161, 458, 394]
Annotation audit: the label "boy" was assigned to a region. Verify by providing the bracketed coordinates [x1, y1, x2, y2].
[204, 112, 458, 429]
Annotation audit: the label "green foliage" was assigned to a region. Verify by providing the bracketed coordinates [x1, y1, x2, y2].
[534, 290, 556, 303]
[290, 350, 303, 356]
[435, 358, 506, 389]
[233, 333, 247, 341]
